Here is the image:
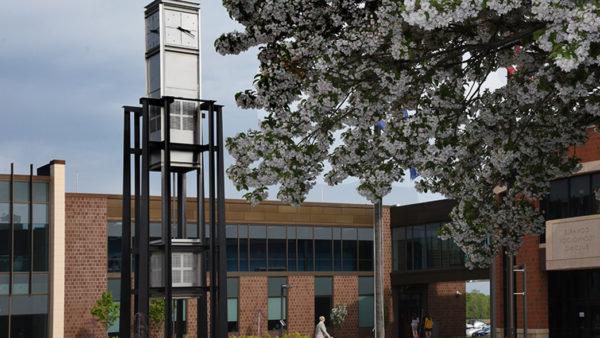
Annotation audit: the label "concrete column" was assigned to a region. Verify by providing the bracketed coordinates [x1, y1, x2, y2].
[48, 160, 66, 338]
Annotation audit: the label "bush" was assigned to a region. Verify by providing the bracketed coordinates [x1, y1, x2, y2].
[90, 291, 119, 332]
[330, 304, 348, 329]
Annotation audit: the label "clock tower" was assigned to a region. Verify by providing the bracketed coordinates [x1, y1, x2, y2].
[144, 0, 202, 171]
[145, 0, 201, 100]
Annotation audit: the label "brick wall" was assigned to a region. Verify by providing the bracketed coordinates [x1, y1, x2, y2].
[333, 275, 359, 338]
[238, 276, 268, 336]
[516, 236, 548, 330]
[428, 281, 466, 337]
[383, 208, 395, 336]
[288, 275, 315, 336]
[64, 195, 108, 338]
[569, 127, 600, 162]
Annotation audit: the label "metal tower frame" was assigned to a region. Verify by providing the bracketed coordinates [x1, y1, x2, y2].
[120, 96, 227, 338]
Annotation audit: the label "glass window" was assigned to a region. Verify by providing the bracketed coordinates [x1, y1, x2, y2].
[268, 277, 288, 331]
[570, 175, 591, 217]
[358, 277, 374, 328]
[426, 224, 442, 269]
[358, 228, 373, 271]
[268, 226, 286, 271]
[31, 273, 48, 294]
[547, 179, 569, 220]
[13, 204, 29, 224]
[314, 227, 333, 271]
[227, 278, 239, 332]
[0, 223, 8, 273]
[13, 223, 29, 273]
[342, 228, 357, 271]
[314, 277, 333, 325]
[0, 274, 8, 295]
[413, 225, 426, 270]
[13, 182, 29, 203]
[297, 227, 313, 271]
[333, 228, 342, 271]
[108, 222, 122, 272]
[186, 223, 199, 239]
[33, 224, 48, 272]
[249, 226, 267, 272]
[0, 296, 7, 337]
[32, 204, 47, 224]
[0, 182, 8, 203]
[32, 183, 48, 203]
[239, 225, 249, 272]
[287, 226, 297, 272]
[226, 225, 238, 272]
[593, 173, 600, 214]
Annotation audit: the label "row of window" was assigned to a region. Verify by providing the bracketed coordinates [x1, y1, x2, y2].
[542, 172, 600, 220]
[392, 222, 464, 272]
[226, 276, 374, 333]
[0, 181, 49, 338]
[108, 222, 374, 273]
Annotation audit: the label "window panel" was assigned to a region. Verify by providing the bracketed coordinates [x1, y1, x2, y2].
[315, 227, 332, 271]
[268, 277, 288, 331]
[342, 228, 358, 271]
[570, 175, 591, 217]
[0, 182, 8, 203]
[227, 277, 239, 332]
[13, 204, 29, 224]
[287, 226, 297, 272]
[249, 225, 267, 272]
[0, 223, 8, 272]
[32, 204, 47, 224]
[32, 183, 48, 203]
[315, 277, 332, 296]
[413, 225, 426, 270]
[226, 225, 238, 272]
[358, 228, 373, 272]
[0, 274, 7, 295]
[268, 226, 286, 271]
[186, 223, 198, 239]
[547, 179, 569, 219]
[31, 273, 48, 294]
[13, 182, 29, 203]
[0, 203, 7, 223]
[426, 224, 442, 269]
[333, 228, 342, 271]
[108, 222, 122, 273]
[12, 273, 29, 295]
[297, 227, 313, 271]
[13, 223, 29, 273]
[358, 277, 374, 329]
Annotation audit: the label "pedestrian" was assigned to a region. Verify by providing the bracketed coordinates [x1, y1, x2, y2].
[314, 316, 333, 338]
[423, 313, 433, 338]
[410, 314, 420, 338]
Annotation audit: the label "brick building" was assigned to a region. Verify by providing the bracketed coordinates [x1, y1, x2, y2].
[0, 159, 473, 338]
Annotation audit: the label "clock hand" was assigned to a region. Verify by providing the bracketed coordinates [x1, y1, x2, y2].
[177, 26, 195, 38]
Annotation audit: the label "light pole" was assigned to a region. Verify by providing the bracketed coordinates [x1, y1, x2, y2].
[374, 121, 385, 337]
[280, 284, 291, 338]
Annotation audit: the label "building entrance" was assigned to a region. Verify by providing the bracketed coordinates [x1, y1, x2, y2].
[395, 285, 427, 338]
[549, 269, 600, 338]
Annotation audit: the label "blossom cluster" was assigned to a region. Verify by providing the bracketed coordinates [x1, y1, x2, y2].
[218, 0, 600, 267]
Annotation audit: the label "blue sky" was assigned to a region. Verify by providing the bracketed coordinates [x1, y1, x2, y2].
[0, 0, 442, 206]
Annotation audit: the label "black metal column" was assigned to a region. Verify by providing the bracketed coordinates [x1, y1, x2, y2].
[138, 99, 151, 338]
[176, 173, 186, 338]
[134, 110, 142, 318]
[8, 163, 13, 338]
[162, 98, 174, 338]
[28, 164, 33, 295]
[208, 102, 217, 338]
[216, 105, 228, 337]
[197, 161, 208, 338]
[121, 109, 132, 338]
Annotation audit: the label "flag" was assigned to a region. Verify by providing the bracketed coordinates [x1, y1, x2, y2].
[409, 167, 420, 180]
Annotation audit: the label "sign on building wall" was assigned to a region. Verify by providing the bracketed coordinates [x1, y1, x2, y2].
[546, 214, 600, 270]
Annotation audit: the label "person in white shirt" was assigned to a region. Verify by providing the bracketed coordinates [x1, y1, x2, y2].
[314, 316, 333, 338]
[411, 314, 420, 338]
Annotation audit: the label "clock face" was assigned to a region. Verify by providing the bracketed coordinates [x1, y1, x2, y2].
[163, 9, 198, 49]
[145, 11, 160, 51]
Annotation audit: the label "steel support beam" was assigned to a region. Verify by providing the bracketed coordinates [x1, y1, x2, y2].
[120, 108, 132, 338]
[216, 105, 228, 338]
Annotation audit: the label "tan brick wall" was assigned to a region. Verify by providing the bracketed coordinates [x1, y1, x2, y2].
[333, 275, 359, 338]
[238, 276, 268, 336]
[64, 195, 108, 338]
[288, 275, 315, 336]
[428, 281, 466, 337]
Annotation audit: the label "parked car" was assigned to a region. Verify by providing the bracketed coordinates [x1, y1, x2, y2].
[466, 320, 487, 337]
[473, 325, 491, 336]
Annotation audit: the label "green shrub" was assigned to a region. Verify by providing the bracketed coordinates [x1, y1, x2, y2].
[90, 291, 119, 331]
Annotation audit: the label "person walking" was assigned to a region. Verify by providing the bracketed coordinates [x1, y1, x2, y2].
[314, 316, 333, 338]
[410, 314, 420, 338]
[423, 314, 433, 338]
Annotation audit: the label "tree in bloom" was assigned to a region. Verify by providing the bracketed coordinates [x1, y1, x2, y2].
[216, 0, 600, 267]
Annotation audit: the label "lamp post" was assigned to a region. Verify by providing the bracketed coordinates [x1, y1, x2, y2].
[280, 284, 291, 338]
[513, 264, 527, 338]
[374, 121, 385, 337]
